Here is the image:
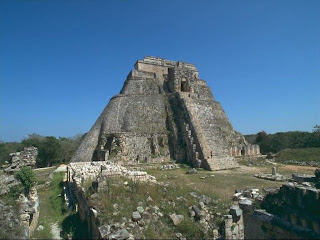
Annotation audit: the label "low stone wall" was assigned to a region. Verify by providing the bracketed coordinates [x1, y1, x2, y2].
[261, 182, 320, 235]
[67, 161, 156, 185]
[244, 209, 319, 239]
[73, 181, 101, 239]
[225, 170, 320, 239]
[66, 161, 157, 239]
[224, 205, 244, 239]
[20, 187, 40, 238]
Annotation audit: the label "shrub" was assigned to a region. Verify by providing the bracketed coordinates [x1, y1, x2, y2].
[7, 184, 24, 199]
[15, 166, 36, 194]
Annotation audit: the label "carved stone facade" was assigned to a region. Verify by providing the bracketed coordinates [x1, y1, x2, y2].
[230, 144, 260, 157]
[72, 56, 258, 170]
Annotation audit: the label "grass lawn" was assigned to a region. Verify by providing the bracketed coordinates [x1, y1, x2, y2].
[276, 148, 320, 163]
[33, 166, 56, 185]
[147, 164, 317, 203]
[32, 171, 69, 239]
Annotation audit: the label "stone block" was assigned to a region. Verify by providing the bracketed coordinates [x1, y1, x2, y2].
[131, 211, 141, 222]
[98, 224, 111, 238]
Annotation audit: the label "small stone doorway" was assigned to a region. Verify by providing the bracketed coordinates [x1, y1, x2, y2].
[241, 147, 245, 156]
[181, 81, 189, 92]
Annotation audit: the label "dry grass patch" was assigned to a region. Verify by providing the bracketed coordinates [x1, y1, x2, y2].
[147, 167, 280, 202]
[90, 178, 225, 239]
[147, 164, 317, 203]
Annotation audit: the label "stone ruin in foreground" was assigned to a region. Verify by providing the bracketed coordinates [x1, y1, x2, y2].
[72, 56, 260, 170]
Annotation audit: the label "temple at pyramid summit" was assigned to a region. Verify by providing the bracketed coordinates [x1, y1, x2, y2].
[71, 56, 260, 170]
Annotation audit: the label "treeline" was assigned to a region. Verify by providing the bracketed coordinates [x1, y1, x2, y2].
[245, 126, 320, 154]
[0, 133, 85, 168]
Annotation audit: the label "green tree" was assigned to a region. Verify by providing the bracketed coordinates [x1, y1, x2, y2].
[0, 141, 23, 166]
[22, 135, 61, 167]
[313, 125, 320, 133]
[38, 136, 61, 167]
[58, 135, 82, 163]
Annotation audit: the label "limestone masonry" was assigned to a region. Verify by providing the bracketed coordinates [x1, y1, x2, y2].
[72, 56, 259, 170]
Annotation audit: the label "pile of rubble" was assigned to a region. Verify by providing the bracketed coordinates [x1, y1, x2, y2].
[158, 164, 180, 170]
[254, 172, 290, 181]
[254, 167, 290, 182]
[96, 191, 222, 240]
[188, 192, 222, 237]
[1, 147, 38, 173]
[232, 187, 263, 203]
[69, 161, 156, 187]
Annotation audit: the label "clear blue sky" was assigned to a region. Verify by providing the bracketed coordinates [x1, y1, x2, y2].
[1, 0, 319, 142]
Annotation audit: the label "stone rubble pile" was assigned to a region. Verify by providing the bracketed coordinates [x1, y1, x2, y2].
[158, 164, 180, 170]
[95, 192, 223, 240]
[2, 147, 38, 173]
[188, 192, 221, 236]
[69, 161, 156, 187]
[232, 187, 263, 202]
[254, 172, 290, 181]
[254, 167, 290, 182]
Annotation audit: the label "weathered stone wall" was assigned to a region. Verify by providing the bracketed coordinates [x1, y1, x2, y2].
[19, 187, 40, 238]
[0, 199, 25, 238]
[72, 56, 253, 171]
[66, 161, 157, 239]
[0, 147, 39, 238]
[230, 144, 260, 157]
[226, 172, 320, 239]
[259, 182, 320, 238]
[0, 147, 39, 239]
[2, 147, 38, 173]
[224, 205, 244, 239]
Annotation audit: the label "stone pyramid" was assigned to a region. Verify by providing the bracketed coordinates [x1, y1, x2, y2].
[72, 56, 259, 170]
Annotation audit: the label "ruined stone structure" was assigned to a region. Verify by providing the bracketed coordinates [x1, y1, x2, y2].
[72, 56, 259, 170]
[66, 161, 157, 239]
[0, 147, 39, 239]
[2, 147, 38, 173]
[230, 144, 260, 157]
[225, 170, 320, 239]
